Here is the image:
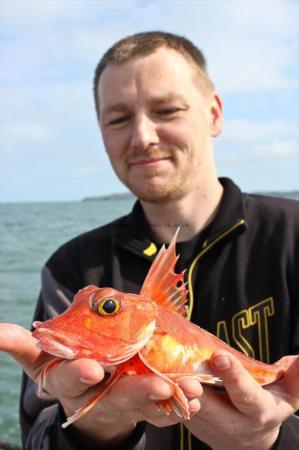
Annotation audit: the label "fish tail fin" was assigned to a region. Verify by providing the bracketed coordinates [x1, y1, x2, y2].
[275, 355, 298, 372]
[261, 355, 299, 386]
[140, 228, 187, 316]
[264, 355, 299, 400]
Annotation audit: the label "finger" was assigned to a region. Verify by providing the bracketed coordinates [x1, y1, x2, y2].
[104, 374, 192, 428]
[176, 376, 203, 399]
[107, 374, 174, 411]
[45, 358, 105, 397]
[0, 322, 37, 357]
[143, 397, 201, 428]
[0, 323, 48, 379]
[210, 350, 267, 417]
[188, 398, 201, 416]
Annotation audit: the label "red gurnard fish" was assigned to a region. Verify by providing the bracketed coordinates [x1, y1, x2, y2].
[33, 229, 291, 428]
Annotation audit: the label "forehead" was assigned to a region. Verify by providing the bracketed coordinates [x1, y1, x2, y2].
[98, 48, 200, 110]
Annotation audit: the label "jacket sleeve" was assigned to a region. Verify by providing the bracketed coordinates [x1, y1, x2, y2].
[273, 415, 299, 450]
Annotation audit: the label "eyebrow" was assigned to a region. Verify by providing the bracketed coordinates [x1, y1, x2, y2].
[150, 93, 188, 106]
[101, 93, 188, 117]
[101, 103, 130, 116]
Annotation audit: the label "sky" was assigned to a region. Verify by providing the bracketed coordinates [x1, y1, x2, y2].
[0, 0, 298, 202]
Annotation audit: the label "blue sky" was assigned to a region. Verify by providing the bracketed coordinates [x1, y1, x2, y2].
[0, 0, 298, 202]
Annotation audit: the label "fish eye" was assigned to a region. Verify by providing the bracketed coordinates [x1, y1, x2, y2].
[92, 297, 121, 316]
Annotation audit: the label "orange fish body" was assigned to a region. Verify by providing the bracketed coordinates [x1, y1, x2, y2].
[33, 229, 289, 427]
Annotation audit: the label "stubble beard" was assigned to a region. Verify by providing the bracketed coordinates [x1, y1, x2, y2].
[124, 169, 191, 204]
[111, 148, 195, 203]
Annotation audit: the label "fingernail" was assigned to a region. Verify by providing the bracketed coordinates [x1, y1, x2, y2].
[79, 377, 96, 385]
[214, 354, 231, 371]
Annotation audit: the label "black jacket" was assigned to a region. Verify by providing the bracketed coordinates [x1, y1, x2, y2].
[20, 178, 299, 450]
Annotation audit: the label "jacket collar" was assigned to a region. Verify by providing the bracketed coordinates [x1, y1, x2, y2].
[116, 177, 246, 259]
[204, 177, 246, 245]
[115, 201, 157, 259]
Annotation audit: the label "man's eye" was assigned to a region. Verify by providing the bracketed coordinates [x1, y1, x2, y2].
[108, 115, 130, 126]
[157, 108, 181, 116]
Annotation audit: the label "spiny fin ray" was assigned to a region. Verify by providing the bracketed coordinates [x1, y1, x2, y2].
[140, 228, 187, 317]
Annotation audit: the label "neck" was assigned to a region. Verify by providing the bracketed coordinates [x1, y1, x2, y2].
[140, 178, 223, 243]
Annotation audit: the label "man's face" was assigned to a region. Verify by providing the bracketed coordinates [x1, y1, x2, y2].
[98, 47, 222, 203]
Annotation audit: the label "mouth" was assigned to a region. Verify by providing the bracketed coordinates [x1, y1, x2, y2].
[32, 319, 156, 364]
[33, 327, 83, 359]
[129, 156, 171, 167]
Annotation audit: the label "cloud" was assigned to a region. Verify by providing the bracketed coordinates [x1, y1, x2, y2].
[253, 141, 299, 159]
[3, 122, 52, 142]
[216, 139, 299, 165]
[220, 119, 298, 144]
[0, 0, 95, 26]
[216, 118, 299, 165]
[1, 1, 298, 92]
[0, 0, 298, 200]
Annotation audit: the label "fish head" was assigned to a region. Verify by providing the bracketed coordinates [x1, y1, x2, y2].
[33, 285, 157, 365]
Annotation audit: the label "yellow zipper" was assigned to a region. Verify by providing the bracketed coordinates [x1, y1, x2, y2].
[180, 218, 245, 450]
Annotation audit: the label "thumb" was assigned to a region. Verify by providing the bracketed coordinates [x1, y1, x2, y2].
[210, 350, 267, 417]
[0, 322, 50, 380]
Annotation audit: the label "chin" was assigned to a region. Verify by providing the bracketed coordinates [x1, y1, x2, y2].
[119, 170, 187, 202]
[130, 184, 185, 204]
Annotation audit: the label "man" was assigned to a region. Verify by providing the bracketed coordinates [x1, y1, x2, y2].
[0, 31, 298, 450]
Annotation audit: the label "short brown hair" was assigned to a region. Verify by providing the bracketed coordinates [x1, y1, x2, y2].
[93, 31, 214, 116]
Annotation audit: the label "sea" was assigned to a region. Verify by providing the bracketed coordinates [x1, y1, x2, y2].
[0, 193, 298, 446]
[0, 198, 135, 446]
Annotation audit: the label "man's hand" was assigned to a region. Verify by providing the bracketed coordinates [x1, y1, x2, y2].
[44, 359, 202, 446]
[184, 351, 299, 450]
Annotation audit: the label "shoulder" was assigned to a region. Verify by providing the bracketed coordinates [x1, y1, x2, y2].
[48, 213, 128, 264]
[44, 211, 132, 284]
[241, 193, 299, 253]
[243, 193, 299, 225]
[41, 213, 132, 294]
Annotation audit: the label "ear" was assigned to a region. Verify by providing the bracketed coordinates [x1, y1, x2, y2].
[209, 93, 223, 138]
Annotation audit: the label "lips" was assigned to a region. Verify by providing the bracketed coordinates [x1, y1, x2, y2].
[33, 327, 82, 359]
[129, 156, 171, 166]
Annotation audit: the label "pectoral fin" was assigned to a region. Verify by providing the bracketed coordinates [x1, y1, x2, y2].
[38, 357, 64, 398]
[138, 351, 190, 420]
[61, 354, 152, 428]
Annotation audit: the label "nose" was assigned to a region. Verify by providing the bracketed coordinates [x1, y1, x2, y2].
[131, 114, 159, 151]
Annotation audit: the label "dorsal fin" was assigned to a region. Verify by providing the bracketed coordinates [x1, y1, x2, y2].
[140, 228, 187, 316]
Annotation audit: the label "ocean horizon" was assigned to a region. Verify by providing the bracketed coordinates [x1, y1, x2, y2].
[1, 188, 299, 205]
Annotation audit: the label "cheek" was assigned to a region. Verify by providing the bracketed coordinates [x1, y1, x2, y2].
[102, 129, 129, 159]
[158, 122, 190, 149]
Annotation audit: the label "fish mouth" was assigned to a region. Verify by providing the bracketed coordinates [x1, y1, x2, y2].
[33, 327, 86, 359]
[32, 319, 156, 364]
